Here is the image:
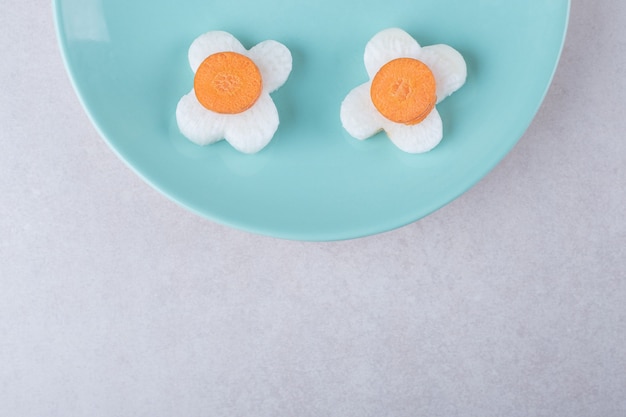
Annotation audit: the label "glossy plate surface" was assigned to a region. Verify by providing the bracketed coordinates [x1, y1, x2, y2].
[54, 0, 570, 240]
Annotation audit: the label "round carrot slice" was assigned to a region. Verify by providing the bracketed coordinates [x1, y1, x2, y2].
[194, 52, 263, 114]
[370, 58, 437, 125]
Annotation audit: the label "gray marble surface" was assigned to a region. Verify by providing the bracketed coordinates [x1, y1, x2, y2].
[1, 1, 625, 416]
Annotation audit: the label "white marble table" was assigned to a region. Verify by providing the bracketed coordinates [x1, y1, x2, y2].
[1, 1, 624, 416]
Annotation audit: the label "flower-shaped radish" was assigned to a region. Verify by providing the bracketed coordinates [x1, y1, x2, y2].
[341, 28, 466, 153]
[176, 31, 292, 153]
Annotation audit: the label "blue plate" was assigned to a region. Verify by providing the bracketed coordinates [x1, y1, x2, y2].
[54, 0, 570, 241]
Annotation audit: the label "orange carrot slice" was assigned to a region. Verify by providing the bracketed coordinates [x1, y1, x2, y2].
[370, 58, 437, 125]
[194, 52, 263, 114]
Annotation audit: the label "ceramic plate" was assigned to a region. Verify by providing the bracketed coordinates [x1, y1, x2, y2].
[54, 0, 570, 240]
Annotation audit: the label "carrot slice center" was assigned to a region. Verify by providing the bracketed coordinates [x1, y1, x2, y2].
[370, 58, 437, 125]
[194, 52, 263, 114]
